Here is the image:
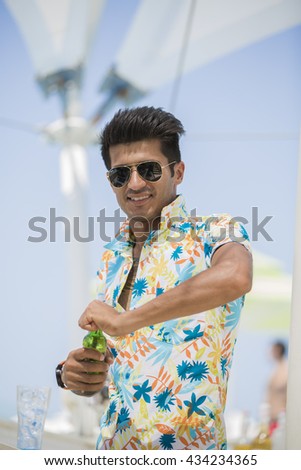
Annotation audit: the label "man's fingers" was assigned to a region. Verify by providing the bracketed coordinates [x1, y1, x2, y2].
[81, 360, 109, 374]
[68, 357, 109, 375]
[63, 363, 109, 389]
[74, 348, 104, 362]
[78, 301, 100, 330]
[78, 317, 97, 331]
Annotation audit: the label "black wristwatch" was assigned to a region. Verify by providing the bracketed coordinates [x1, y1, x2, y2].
[55, 361, 67, 389]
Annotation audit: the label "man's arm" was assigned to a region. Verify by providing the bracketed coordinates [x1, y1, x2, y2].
[79, 242, 252, 336]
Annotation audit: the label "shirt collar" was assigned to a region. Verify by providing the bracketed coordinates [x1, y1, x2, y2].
[159, 194, 189, 231]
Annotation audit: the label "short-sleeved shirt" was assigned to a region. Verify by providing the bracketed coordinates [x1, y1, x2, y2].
[95, 195, 251, 450]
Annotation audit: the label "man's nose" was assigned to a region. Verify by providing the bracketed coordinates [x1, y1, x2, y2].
[127, 168, 147, 190]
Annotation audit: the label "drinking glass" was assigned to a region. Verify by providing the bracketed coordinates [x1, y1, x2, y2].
[17, 385, 51, 450]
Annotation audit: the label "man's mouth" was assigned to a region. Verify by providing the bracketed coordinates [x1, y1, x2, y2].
[127, 195, 152, 202]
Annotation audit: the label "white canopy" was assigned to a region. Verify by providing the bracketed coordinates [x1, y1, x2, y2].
[4, 0, 106, 77]
[114, 0, 301, 92]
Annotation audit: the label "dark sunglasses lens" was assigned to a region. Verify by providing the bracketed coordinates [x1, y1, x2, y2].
[138, 162, 162, 181]
[109, 167, 130, 187]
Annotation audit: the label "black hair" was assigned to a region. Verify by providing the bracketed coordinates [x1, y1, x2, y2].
[100, 106, 185, 170]
[273, 341, 286, 358]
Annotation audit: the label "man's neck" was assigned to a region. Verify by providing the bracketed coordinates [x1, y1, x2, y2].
[127, 195, 180, 254]
[129, 216, 160, 258]
[129, 216, 160, 242]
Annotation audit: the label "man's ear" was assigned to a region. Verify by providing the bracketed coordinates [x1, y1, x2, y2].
[174, 161, 185, 184]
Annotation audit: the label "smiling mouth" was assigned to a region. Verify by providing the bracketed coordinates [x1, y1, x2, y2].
[127, 195, 152, 202]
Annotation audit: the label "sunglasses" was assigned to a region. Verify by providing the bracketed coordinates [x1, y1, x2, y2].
[107, 160, 176, 188]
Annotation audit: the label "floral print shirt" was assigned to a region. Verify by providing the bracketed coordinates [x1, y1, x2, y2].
[95, 195, 251, 450]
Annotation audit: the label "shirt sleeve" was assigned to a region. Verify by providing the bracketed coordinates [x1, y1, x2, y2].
[203, 213, 251, 268]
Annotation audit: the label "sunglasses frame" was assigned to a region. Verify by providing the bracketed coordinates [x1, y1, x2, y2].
[106, 160, 177, 188]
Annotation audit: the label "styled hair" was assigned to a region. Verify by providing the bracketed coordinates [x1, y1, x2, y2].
[100, 106, 185, 169]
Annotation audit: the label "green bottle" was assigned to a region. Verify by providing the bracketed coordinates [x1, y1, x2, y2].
[78, 330, 107, 397]
[82, 329, 107, 353]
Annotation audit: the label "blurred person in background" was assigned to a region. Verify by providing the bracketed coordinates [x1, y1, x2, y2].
[266, 340, 288, 434]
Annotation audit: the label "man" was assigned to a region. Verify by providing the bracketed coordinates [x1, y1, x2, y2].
[56, 106, 252, 450]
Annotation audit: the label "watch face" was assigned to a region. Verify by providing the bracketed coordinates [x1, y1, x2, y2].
[55, 363, 66, 388]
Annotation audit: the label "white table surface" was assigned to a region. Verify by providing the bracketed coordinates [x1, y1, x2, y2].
[0, 419, 95, 450]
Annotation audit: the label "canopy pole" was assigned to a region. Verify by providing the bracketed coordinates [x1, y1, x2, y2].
[286, 128, 301, 449]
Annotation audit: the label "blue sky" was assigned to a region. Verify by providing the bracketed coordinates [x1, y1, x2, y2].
[0, 0, 300, 422]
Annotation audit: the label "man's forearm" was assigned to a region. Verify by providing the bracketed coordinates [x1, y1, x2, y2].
[122, 245, 252, 334]
[78, 244, 252, 337]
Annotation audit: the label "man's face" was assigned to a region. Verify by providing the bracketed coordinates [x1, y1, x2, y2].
[108, 139, 185, 228]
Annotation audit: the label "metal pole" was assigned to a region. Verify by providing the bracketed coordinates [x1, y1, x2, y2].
[58, 84, 96, 438]
[286, 128, 301, 449]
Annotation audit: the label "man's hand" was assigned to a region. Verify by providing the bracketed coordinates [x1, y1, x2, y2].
[62, 347, 114, 395]
[78, 300, 126, 336]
